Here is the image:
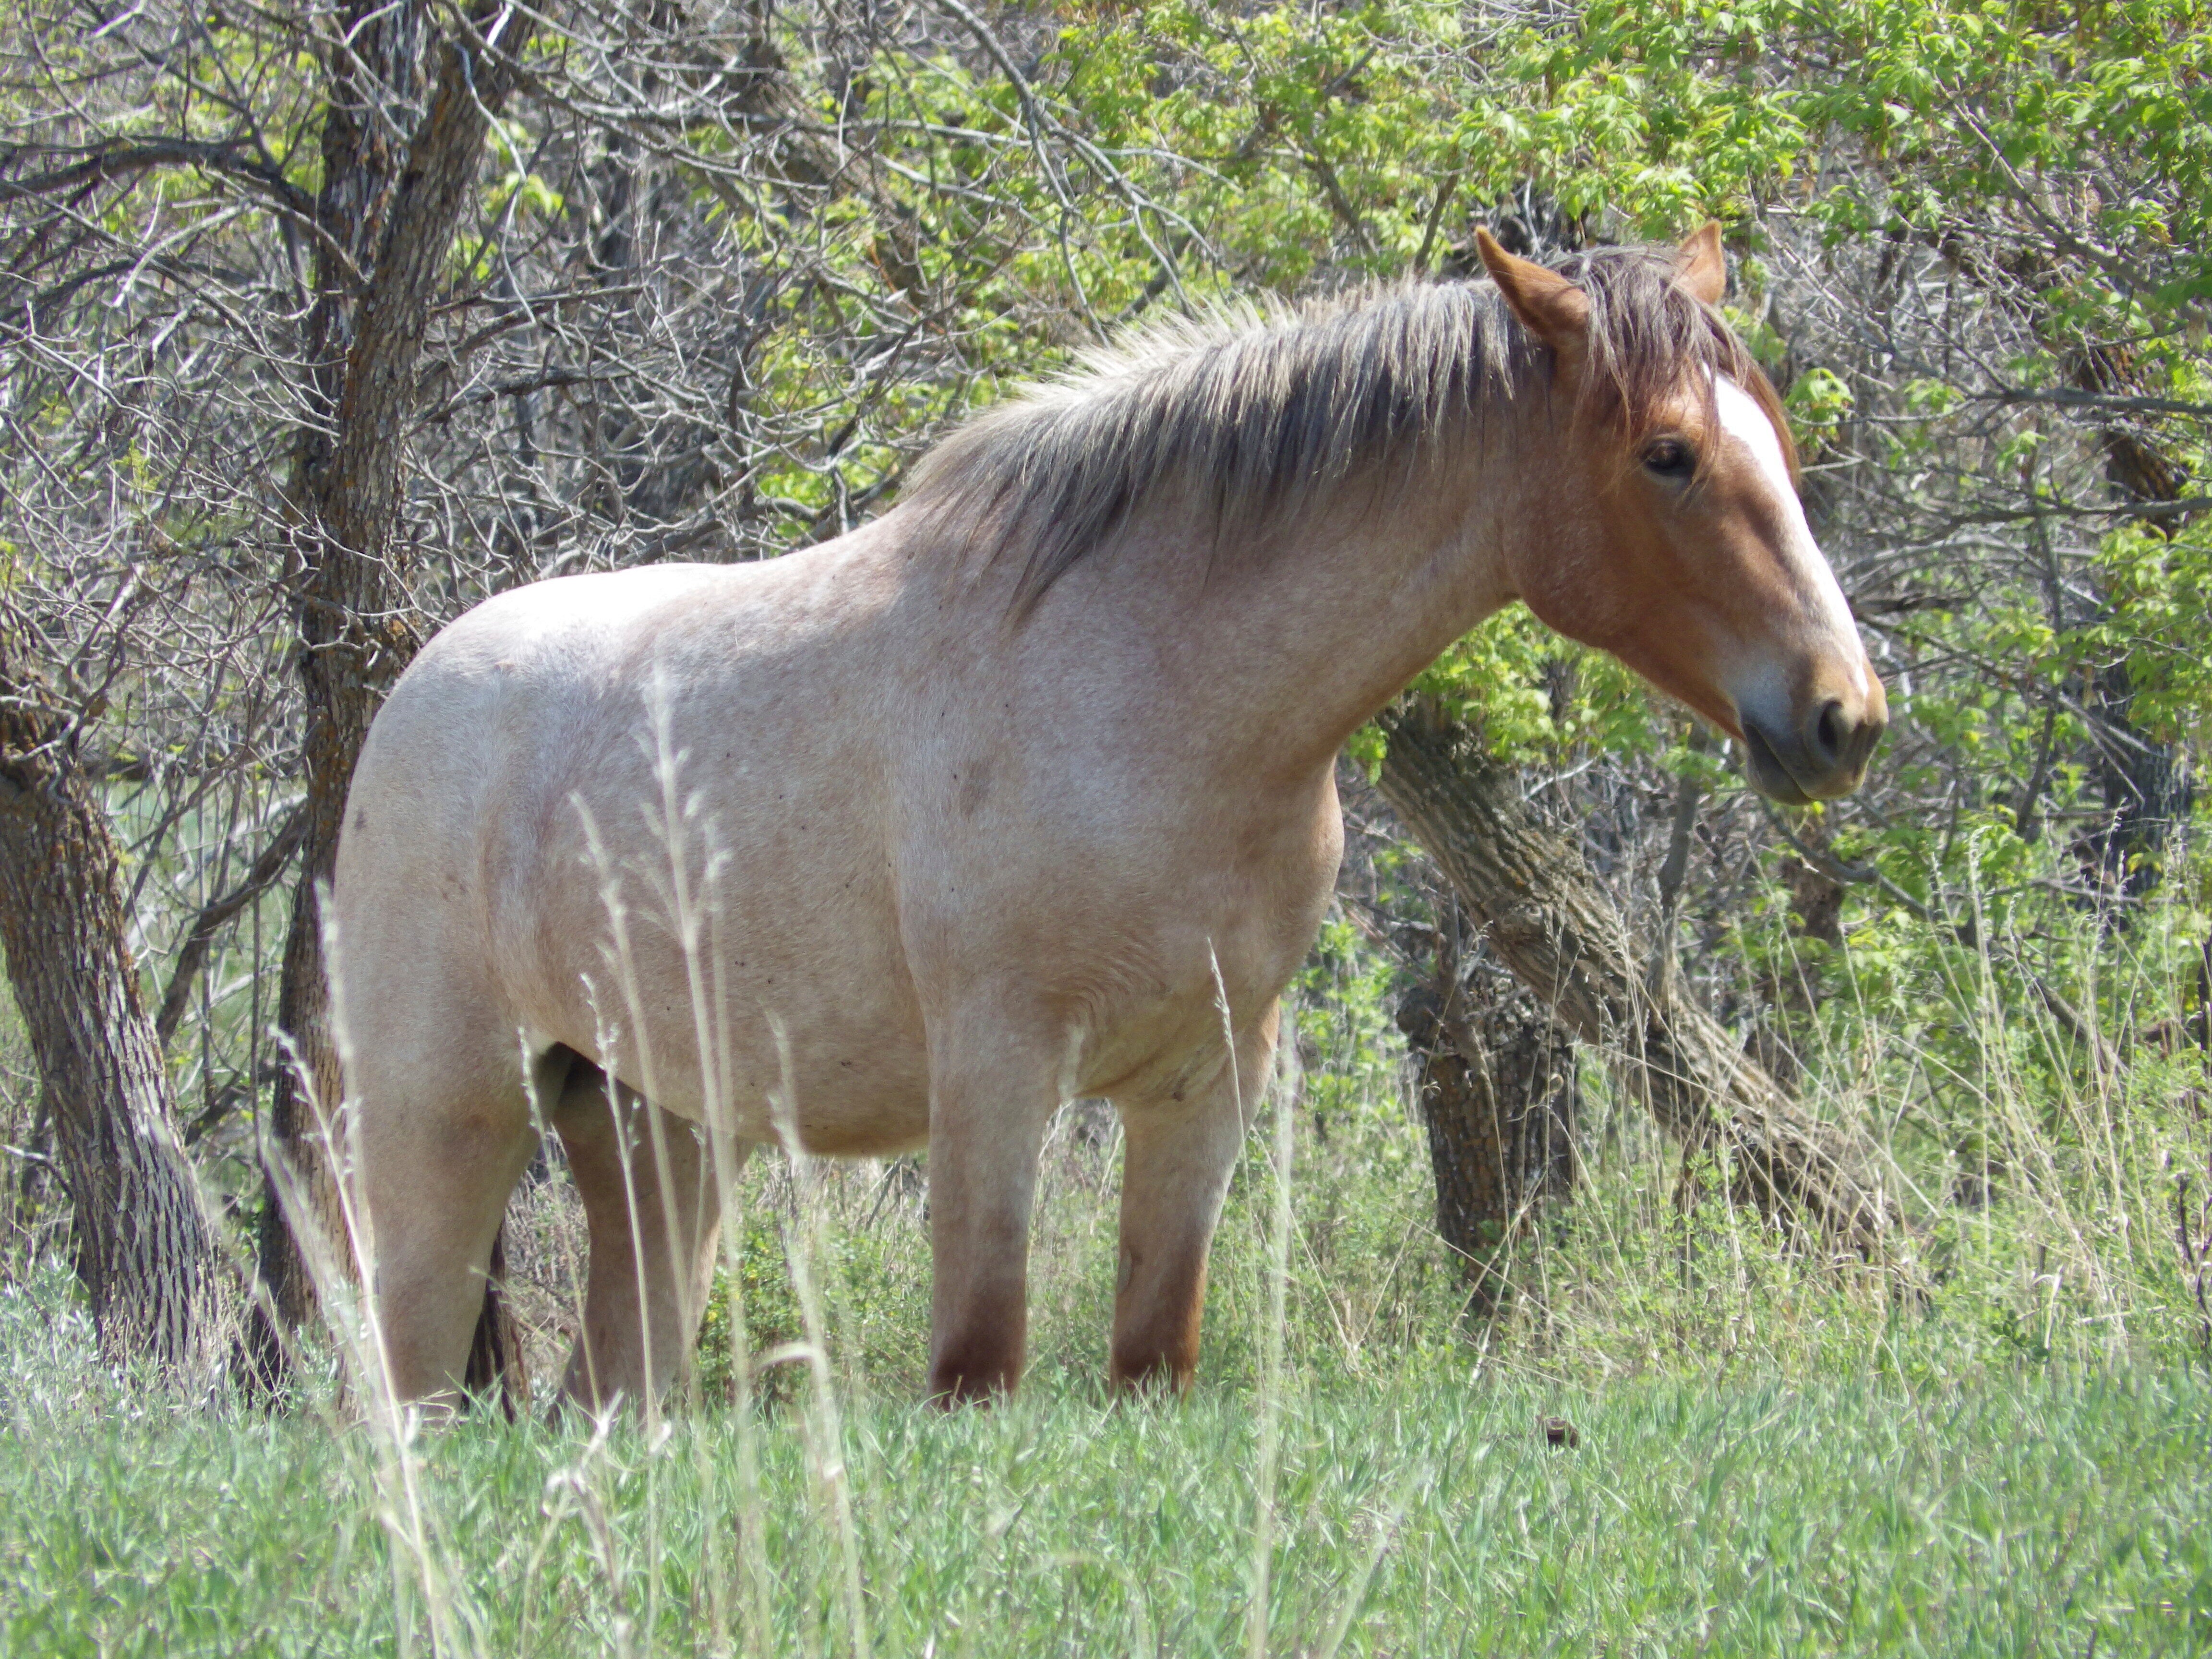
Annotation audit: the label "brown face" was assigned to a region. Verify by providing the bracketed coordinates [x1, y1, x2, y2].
[1478, 228, 1887, 805]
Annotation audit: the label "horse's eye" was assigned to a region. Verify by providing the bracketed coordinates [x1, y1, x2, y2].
[1642, 437, 1695, 479]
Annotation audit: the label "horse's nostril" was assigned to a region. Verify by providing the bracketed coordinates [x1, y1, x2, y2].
[1812, 700, 1845, 764]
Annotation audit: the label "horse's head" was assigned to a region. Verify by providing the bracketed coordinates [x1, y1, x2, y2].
[1478, 226, 1886, 804]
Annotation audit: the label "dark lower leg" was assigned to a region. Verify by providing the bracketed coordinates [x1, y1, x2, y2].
[926, 1165, 1042, 1404]
[1109, 1103, 1243, 1392]
[1110, 1009, 1274, 1393]
[924, 1023, 1059, 1406]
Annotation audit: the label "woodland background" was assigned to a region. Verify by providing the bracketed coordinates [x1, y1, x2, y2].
[1, 0, 2210, 1649]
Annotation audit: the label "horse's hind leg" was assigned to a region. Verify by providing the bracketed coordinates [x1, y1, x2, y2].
[1110, 1005, 1279, 1393]
[350, 1028, 544, 1409]
[551, 1063, 739, 1411]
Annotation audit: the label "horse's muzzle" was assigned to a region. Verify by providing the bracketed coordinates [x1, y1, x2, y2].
[1740, 678, 1887, 805]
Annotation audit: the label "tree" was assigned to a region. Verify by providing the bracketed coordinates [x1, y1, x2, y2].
[250, 0, 539, 1380]
[1395, 961, 1577, 1310]
[0, 613, 226, 1380]
[1378, 699, 1899, 1257]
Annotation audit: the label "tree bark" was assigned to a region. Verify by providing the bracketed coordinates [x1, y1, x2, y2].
[2070, 345, 2195, 908]
[1375, 697, 1899, 1256]
[0, 624, 227, 1381]
[250, 0, 531, 1384]
[1395, 973, 1575, 1309]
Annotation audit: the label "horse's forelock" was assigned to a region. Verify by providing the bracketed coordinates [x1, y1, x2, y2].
[1564, 246, 1798, 485]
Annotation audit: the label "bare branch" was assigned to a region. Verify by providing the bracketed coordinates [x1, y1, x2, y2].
[0, 137, 315, 219]
[154, 803, 305, 1049]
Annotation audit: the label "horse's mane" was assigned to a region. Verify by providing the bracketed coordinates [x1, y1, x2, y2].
[907, 242, 1791, 611]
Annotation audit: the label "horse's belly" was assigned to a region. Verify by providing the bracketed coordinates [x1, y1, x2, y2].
[522, 868, 932, 1154]
[690, 1021, 934, 1155]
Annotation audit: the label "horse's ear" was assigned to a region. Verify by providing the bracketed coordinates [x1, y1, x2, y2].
[1676, 222, 1727, 306]
[1476, 228, 1589, 350]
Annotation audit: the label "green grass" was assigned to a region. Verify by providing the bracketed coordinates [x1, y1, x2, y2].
[2, 1265, 2207, 1658]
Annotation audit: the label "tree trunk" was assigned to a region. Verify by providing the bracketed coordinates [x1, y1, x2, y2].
[2071, 345, 2195, 909]
[0, 626, 226, 1381]
[1375, 697, 1899, 1256]
[249, 0, 531, 1388]
[1396, 974, 1575, 1309]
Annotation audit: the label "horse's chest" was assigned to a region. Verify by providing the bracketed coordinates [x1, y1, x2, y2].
[897, 773, 1339, 1081]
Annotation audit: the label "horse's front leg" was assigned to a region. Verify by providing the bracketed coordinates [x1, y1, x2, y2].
[924, 1011, 1064, 1405]
[1110, 1002, 1279, 1394]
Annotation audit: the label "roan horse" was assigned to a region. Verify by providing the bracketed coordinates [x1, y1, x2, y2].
[331, 226, 1885, 1410]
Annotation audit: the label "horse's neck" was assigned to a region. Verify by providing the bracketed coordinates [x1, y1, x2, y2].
[1125, 448, 1525, 780]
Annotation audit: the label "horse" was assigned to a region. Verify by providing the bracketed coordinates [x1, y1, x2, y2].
[329, 225, 1886, 1411]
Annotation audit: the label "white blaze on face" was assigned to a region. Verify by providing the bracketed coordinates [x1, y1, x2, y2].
[1713, 374, 1867, 699]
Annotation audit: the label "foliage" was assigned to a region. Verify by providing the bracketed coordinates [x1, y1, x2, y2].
[3, 2, 2212, 1646]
